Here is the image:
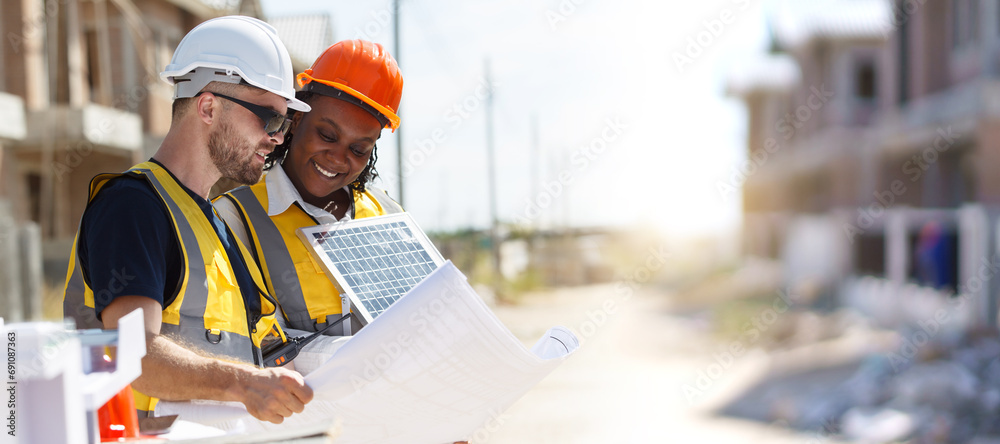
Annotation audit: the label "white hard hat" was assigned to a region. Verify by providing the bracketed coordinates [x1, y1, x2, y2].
[160, 16, 310, 112]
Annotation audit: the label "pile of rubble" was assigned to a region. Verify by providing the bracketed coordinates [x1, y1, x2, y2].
[839, 330, 1000, 443]
[715, 304, 1000, 443]
[822, 327, 1000, 443]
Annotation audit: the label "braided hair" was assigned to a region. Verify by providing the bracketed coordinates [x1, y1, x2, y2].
[263, 90, 380, 193]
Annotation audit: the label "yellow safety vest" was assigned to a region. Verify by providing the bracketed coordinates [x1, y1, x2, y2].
[218, 180, 402, 333]
[63, 161, 284, 415]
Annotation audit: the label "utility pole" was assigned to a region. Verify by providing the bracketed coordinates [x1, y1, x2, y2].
[530, 113, 540, 230]
[393, 0, 405, 207]
[529, 114, 540, 266]
[485, 59, 502, 296]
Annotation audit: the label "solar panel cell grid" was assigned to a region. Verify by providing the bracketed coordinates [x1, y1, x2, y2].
[302, 214, 444, 322]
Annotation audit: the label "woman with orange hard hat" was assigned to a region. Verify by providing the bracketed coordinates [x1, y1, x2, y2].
[215, 39, 404, 336]
[215, 40, 471, 444]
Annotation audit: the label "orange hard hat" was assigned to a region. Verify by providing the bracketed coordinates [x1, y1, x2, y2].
[297, 40, 403, 131]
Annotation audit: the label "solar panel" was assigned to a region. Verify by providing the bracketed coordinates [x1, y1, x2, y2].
[297, 213, 445, 334]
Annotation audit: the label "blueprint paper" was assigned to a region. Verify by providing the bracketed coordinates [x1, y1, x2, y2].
[158, 261, 578, 443]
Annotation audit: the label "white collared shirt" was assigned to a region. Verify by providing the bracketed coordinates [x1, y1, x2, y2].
[214, 164, 353, 248]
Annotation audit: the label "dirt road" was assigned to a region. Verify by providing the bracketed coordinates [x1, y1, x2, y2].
[481, 283, 853, 444]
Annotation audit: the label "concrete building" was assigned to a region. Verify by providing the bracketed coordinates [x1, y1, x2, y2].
[730, 0, 1000, 328]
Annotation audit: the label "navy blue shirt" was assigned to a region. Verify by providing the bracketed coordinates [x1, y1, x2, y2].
[79, 160, 261, 320]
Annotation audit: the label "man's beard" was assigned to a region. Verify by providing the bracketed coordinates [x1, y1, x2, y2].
[208, 118, 269, 186]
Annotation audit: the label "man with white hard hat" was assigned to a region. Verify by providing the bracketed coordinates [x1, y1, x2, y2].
[63, 16, 312, 423]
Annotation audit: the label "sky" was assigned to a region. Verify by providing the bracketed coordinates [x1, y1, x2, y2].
[259, 0, 773, 239]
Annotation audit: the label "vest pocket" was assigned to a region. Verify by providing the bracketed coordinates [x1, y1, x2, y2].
[213, 250, 237, 286]
[201, 250, 248, 338]
[292, 258, 342, 320]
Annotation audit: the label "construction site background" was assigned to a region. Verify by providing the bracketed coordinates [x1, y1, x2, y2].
[10, 0, 1000, 442]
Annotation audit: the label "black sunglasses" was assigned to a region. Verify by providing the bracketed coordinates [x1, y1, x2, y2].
[197, 91, 293, 137]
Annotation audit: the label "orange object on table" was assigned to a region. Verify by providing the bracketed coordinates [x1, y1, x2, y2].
[97, 384, 139, 441]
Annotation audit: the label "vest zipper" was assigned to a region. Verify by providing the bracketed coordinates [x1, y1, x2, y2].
[248, 309, 261, 367]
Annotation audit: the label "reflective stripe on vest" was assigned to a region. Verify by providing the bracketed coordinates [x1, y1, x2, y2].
[223, 182, 401, 333]
[62, 162, 284, 414]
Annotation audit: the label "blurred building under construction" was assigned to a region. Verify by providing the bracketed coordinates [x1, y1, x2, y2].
[0, 0, 335, 321]
[730, 0, 1000, 330]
